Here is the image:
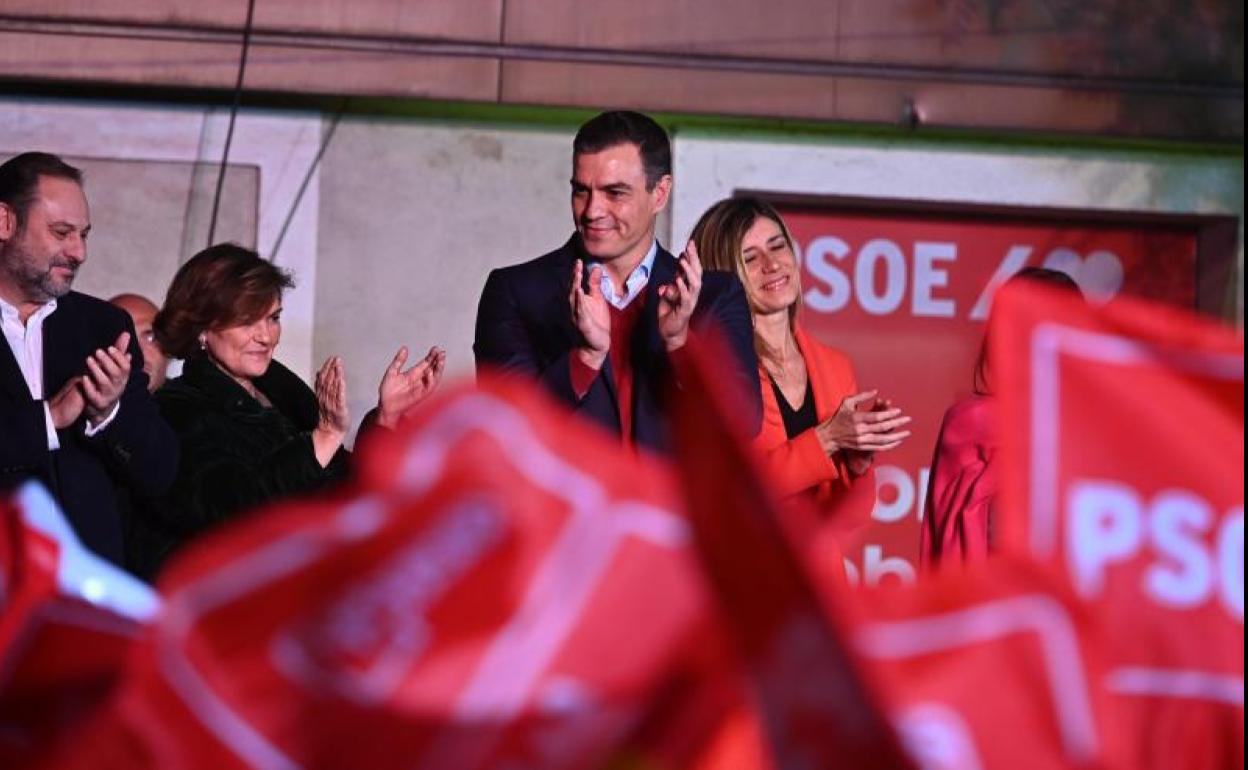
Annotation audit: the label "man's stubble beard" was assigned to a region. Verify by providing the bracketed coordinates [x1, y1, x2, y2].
[0, 240, 76, 303]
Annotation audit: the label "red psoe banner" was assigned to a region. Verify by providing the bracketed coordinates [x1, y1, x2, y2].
[992, 283, 1244, 769]
[775, 202, 1201, 583]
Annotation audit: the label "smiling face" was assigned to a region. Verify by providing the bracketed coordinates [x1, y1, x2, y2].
[202, 296, 282, 383]
[0, 175, 91, 309]
[739, 215, 800, 316]
[571, 142, 671, 270]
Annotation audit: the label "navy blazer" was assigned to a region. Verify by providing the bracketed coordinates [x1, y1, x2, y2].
[474, 235, 761, 453]
[0, 291, 178, 565]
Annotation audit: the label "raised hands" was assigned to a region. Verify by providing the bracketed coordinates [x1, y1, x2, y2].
[570, 259, 611, 369]
[377, 345, 446, 428]
[815, 389, 912, 466]
[312, 356, 349, 466]
[657, 241, 703, 352]
[50, 331, 132, 430]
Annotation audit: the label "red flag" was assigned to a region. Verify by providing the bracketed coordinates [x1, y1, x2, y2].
[669, 333, 915, 770]
[58, 377, 714, 770]
[0, 482, 158, 769]
[850, 558, 1123, 770]
[993, 283, 1244, 769]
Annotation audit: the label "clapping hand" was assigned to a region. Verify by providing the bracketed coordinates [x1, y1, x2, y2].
[312, 356, 349, 466]
[82, 331, 132, 426]
[377, 345, 446, 428]
[657, 241, 703, 352]
[48, 376, 86, 430]
[815, 390, 912, 469]
[570, 259, 611, 369]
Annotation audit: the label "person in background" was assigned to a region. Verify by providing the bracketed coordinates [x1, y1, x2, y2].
[474, 110, 760, 453]
[110, 293, 168, 391]
[109, 292, 176, 579]
[920, 266, 1080, 568]
[0, 151, 176, 567]
[691, 196, 911, 574]
[141, 243, 444, 574]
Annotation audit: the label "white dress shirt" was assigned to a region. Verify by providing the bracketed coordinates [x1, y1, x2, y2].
[591, 240, 658, 310]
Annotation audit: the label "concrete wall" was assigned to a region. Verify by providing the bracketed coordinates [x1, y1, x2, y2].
[0, 98, 326, 384]
[314, 118, 575, 432]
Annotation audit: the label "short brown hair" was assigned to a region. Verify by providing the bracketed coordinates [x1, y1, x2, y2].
[154, 243, 294, 359]
[690, 196, 800, 322]
[0, 152, 84, 231]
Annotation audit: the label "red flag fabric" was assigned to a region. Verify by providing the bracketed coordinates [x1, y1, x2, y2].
[0, 482, 158, 769]
[850, 558, 1123, 770]
[57, 377, 714, 770]
[669, 331, 916, 770]
[993, 283, 1245, 769]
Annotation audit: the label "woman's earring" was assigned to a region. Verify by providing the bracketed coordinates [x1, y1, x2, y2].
[198, 334, 207, 351]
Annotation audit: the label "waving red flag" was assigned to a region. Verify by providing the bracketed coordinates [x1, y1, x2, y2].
[850, 558, 1124, 770]
[669, 332, 916, 770]
[0, 482, 158, 769]
[993, 283, 1244, 769]
[58, 377, 714, 770]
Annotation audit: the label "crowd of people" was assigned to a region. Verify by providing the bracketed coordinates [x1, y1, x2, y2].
[3, 109, 1038, 585]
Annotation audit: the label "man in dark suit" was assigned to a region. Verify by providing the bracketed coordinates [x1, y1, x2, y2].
[0, 151, 177, 567]
[474, 111, 760, 452]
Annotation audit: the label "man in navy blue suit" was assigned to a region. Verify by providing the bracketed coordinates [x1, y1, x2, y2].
[474, 111, 760, 453]
[0, 151, 177, 566]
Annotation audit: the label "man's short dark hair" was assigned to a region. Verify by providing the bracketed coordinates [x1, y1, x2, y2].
[0, 152, 84, 229]
[573, 111, 671, 190]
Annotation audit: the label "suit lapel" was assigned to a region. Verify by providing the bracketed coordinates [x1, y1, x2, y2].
[41, 298, 80, 399]
[0, 329, 29, 400]
[551, 236, 582, 345]
[642, 247, 678, 361]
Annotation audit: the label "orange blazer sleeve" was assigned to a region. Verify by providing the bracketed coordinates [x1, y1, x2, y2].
[760, 423, 843, 497]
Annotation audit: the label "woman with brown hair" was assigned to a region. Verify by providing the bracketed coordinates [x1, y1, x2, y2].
[690, 197, 912, 568]
[136, 243, 444, 575]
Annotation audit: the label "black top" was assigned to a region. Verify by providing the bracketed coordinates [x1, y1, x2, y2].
[769, 372, 817, 440]
[131, 355, 349, 579]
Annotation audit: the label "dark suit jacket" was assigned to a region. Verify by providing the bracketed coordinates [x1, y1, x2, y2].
[0, 291, 178, 566]
[474, 235, 762, 452]
[133, 355, 349, 579]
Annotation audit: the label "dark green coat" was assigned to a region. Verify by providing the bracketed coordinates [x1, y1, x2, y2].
[129, 355, 348, 579]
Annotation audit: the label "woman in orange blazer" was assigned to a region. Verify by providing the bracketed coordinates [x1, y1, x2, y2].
[691, 197, 912, 562]
[687, 197, 913, 770]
